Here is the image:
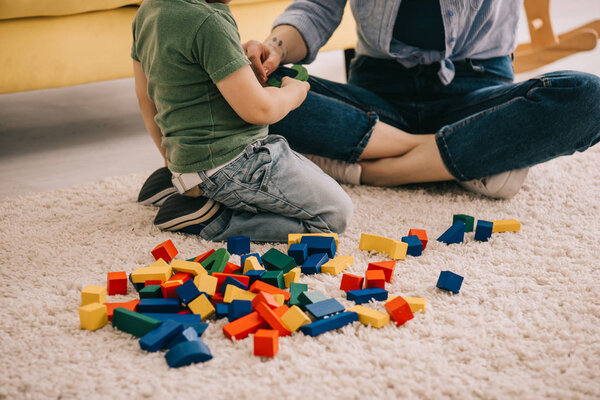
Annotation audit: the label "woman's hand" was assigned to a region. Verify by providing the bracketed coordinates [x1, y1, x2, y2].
[243, 40, 282, 85]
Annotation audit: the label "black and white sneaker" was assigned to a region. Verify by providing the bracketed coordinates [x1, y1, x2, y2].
[137, 167, 178, 206]
[154, 194, 223, 234]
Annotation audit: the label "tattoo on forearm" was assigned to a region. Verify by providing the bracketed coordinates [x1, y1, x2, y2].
[270, 36, 288, 60]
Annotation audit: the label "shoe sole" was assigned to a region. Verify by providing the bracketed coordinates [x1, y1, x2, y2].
[155, 198, 221, 231]
[139, 187, 178, 207]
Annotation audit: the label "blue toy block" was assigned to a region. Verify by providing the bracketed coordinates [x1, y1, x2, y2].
[300, 236, 337, 258]
[299, 311, 358, 337]
[137, 298, 181, 313]
[241, 253, 263, 266]
[346, 288, 389, 304]
[289, 282, 308, 306]
[176, 280, 201, 305]
[301, 253, 329, 275]
[288, 243, 308, 265]
[474, 220, 493, 242]
[139, 285, 163, 298]
[436, 270, 464, 294]
[220, 276, 248, 294]
[215, 302, 230, 319]
[227, 235, 251, 255]
[305, 298, 345, 319]
[141, 313, 209, 336]
[244, 270, 266, 286]
[165, 338, 213, 368]
[139, 320, 183, 352]
[228, 300, 253, 322]
[437, 221, 466, 244]
[129, 273, 145, 292]
[164, 326, 199, 350]
[401, 235, 423, 256]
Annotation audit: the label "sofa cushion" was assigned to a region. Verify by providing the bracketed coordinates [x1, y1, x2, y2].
[0, 0, 143, 20]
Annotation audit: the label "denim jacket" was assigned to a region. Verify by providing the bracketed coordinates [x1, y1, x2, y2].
[273, 0, 522, 85]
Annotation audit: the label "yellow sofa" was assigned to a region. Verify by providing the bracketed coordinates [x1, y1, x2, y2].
[0, 0, 357, 94]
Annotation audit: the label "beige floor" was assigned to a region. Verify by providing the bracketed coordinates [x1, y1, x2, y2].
[0, 0, 598, 200]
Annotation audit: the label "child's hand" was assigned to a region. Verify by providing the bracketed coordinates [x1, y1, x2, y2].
[281, 76, 310, 110]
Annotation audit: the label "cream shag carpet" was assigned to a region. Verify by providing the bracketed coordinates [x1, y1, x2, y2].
[1, 146, 599, 400]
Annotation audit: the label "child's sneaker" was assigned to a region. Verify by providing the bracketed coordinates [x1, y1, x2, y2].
[137, 167, 177, 206]
[153, 194, 223, 234]
[458, 168, 529, 199]
[302, 154, 362, 185]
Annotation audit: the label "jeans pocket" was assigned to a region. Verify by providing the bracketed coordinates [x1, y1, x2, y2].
[240, 147, 273, 191]
[218, 190, 259, 214]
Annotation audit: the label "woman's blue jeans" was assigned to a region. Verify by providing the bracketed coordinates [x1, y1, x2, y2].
[270, 56, 600, 181]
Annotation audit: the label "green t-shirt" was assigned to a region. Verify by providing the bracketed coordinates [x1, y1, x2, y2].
[131, 0, 267, 173]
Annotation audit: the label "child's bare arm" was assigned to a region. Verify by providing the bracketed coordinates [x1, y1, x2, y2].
[216, 64, 310, 125]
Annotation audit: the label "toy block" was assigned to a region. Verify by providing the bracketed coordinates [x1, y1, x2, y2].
[113, 307, 162, 337]
[227, 235, 251, 255]
[249, 280, 291, 301]
[211, 273, 251, 293]
[228, 300, 253, 322]
[131, 259, 172, 283]
[262, 248, 297, 273]
[188, 293, 216, 320]
[401, 235, 423, 256]
[255, 302, 291, 336]
[169, 272, 192, 283]
[165, 338, 213, 368]
[299, 311, 358, 337]
[366, 261, 396, 283]
[346, 288, 388, 304]
[365, 269, 386, 290]
[347, 305, 390, 328]
[244, 270, 266, 286]
[211, 292, 224, 305]
[128, 273, 145, 292]
[359, 233, 408, 260]
[474, 220, 493, 242]
[252, 291, 280, 310]
[301, 253, 329, 274]
[151, 239, 178, 263]
[288, 233, 339, 248]
[78, 303, 108, 331]
[297, 291, 328, 307]
[300, 236, 337, 258]
[287, 243, 308, 266]
[138, 298, 180, 313]
[403, 297, 426, 314]
[220, 276, 249, 294]
[105, 299, 139, 321]
[254, 329, 279, 357]
[140, 313, 208, 335]
[289, 282, 308, 306]
[192, 249, 215, 264]
[176, 280, 201, 305]
[261, 270, 285, 289]
[81, 285, 107, 306]
[453, 214, 475, 232]
[193, 274, 218, 297]
[241, 253, 263, 266]
[170, 259, 207, 276]
[164, 326, 199, 350]
[437, 221, 465, 244]
[200, 248, 230, 273]
[385, 296, 414, 326]
[305, 298, 345, 319]
[107, 271, 127, 295]
[284, 267, 300, 288]
[280, 305, 311, 332]
[243, 256, 264, 274]
[223, 285, 257, 303]
[322, 256, 354, 275]
[215, 302, 229, 319]
[139, 320, 183, 352]
[161, 280, 183, 299]
[408, 229, 428, 250]
[139, 285, 163, 299]
[223, 311, 267, 341]
[436, 270, 464, 294]
[340, 274, 364, 292]
[492, 219, 521, 233]
[273, 294, 285, 306]
[145, 280, 164, 287]
[273, 305, 289, 318]
[223, 262, 242, 275]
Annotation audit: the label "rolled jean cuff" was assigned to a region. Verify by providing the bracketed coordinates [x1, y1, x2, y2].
[347, 112, 379, 163]
[435, 127, 469, 181]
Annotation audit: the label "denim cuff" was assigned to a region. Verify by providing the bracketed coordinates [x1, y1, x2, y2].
[435, 127, 469, 181]
[347, 112, 379, 163]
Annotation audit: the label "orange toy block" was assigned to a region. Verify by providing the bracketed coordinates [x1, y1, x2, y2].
[254, 329, 279, 357]
[408, 229, 428, 250]
[252, 291, 280, 310]
[366, 261, 396, 283]
[161, 280, 183, 299]
[105, 299, 139, 321]
[223, 262, 242, 274]
[193, 249, 215, 264]
[249, 280, 291, 301]
[365, 269, 386, 289]
[168, 272, 192, 283]
[385, 296, 414, 327]
[340, 273, 364, 292]
[223, 311, 267, 341]
[273, 305, 289, 318]
[255, 302, 291, 337]
[151, 239, 178, 262]
[107, 271, 128, 295]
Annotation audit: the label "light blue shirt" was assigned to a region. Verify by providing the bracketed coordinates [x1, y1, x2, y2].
[273, 0, 522, 85]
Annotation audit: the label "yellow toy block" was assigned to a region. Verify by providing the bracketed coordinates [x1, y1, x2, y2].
[403, 297, 426, 314]
[193, 274, 218, 297]
[359, 233, 407, 260]
[188, 294, 215, 320]
[284, 267, 301, 288]
[280, 305, 311, 332]
[223, 285, 256, 303]
[492, 219, 521, 233]
[273, 294, 285, 306]
[170, 259, 207, 276]
[78, 303, 108, 331]
[243, 256, 265, 274]
[321, 255, 354, 275]
[347, 305, 390, 328]
[130, 259, 172, 283]
[81, 285, 107, 306]
[287, 233, 339, 248]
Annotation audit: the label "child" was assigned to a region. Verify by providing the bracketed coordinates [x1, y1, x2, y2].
[132, 0, 353, 242]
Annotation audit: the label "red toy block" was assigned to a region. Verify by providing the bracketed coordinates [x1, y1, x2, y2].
[161, 280, 183, 299]
[193, 249, 215, 264]
[223, 311, 267, 341]
[365, 269, 386, 290]
[255, 302, 291, 337]
[211, 292, 224, 305]
[105, 299, 139, 321]
[408, 229, 428, 250]
[254, 329, 279, 357]
[211, 273, 250, 292]
[145, 280, 164, 287]
[169, 272, 192, 283]
[107, 271, 127, 295]
[366, 261, 396, 283]
[151, 239, 178, 263]
[252, 291, 280, 311]
[249, 280, 291, 301]
[340, 273, 364, 292]
[385, 296, 414, 327]
[177, 310, 191, 314]
[223, 262, 242, 275]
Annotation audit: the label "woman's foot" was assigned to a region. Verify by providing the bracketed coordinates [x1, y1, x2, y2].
[458, 168, 529, 199]
[137, 167, 177, 206]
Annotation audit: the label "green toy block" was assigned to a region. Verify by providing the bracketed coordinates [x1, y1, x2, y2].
[201, 248, 230, 273]
[298, 291, 328, 307]
[112, 307, 162, 337]
[262, 248, 296, 273]
[453, 214, 475, 232]
[261, 270, 285, 289]
[267, 64, 309, 87]
[289, 282, 308, 306]
[139, 285, 163, 298]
